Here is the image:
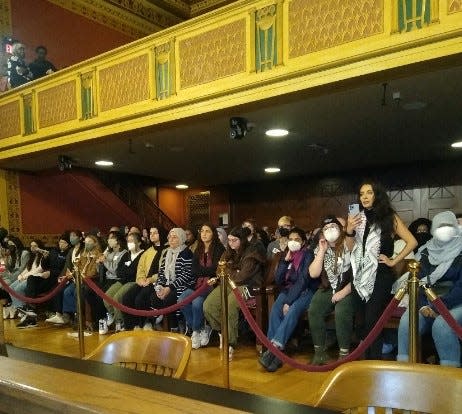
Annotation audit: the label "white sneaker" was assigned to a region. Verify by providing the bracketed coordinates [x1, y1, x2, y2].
[191, 331, 201, 349]
[133, 326, 141, 331]
[143, 322, 153, 331]
[45, 313, 68, 324]
[199, 325, 212, 347]
[155, 315, 163, 325]
[3, 306, 10, 319]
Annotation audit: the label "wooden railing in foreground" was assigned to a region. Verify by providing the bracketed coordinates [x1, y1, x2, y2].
[0, 356, 246, 414]
[0, 355, 336, 414]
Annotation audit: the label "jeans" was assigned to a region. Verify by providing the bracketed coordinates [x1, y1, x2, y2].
[267, 290, 314, 349]
[10, 279, 27, 308]
[179, 287, 211, 331]
[397, 305, 462, 367]
[62, 282, 76, 314]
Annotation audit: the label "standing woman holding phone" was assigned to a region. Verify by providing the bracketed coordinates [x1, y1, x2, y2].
[346, 180, 416, 359]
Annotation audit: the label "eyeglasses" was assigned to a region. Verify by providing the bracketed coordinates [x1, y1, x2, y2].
[227, 237, 239, 244]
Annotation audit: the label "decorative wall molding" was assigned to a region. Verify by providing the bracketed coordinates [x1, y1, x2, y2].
[46, 0, 178, 38]
[189, 0, 231, 16]
[5, 170, 21, 235]
[105, 0, 182, 27]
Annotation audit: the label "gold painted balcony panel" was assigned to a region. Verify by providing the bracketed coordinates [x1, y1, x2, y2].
[289, 0, 384, 58]
[0, 101, 20, 140]
[38, 81, 78, 128]
[99, 54, 150, 111]
[179, 19, 246, 88]
[448, 0, 462, 13]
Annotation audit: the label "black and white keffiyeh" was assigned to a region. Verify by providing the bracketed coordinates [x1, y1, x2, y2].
[351, 211, 381, 302]
[316, 245, 351, 291]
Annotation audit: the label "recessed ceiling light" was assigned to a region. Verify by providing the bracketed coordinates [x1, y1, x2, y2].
[451, 141, 462, 148]
[265, 129, 289, 137]
[264, 167, 281, 174]
[95, 160, 113, 167]
[176, 184, 189, 189]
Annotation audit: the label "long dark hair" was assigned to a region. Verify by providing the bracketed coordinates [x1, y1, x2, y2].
[7, 235, 25, 270]
[223, 226, 251, 264]
[196, 223, 221, 259]
[152, 226, 168, 248]
[358, 180, 395, 235]
[70, 230, 84, 257]
[27, 239, 45, 271]
[108, 231, 127, 252]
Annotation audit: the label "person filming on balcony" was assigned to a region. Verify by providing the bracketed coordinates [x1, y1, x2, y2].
[7, 43, 33, 88]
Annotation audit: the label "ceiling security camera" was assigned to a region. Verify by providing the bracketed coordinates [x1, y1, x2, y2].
[229, 117, 248, 140]
[58, 155, 73, 171]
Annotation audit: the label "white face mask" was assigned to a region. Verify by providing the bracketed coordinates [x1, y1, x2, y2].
[287, 240, 302, 252]
[107, 238, 117, 248]
[127, 242, 136, 252]
[433, 226, 457, 243]
[323, 227, 340, 244]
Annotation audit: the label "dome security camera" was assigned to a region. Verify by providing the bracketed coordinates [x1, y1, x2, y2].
[229, 117, 248, 140]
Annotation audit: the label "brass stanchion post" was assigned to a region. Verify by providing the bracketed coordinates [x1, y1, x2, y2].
[407, 260, 421, 363]
[0, 299, 8, 356]
[73, 260, 85, 359]
[218, 260, 230, 389]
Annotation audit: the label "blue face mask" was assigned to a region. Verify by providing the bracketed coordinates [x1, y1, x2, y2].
[69, 236, 79, 246]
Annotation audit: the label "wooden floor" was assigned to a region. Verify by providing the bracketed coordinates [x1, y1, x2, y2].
[3, 318, 329, 406]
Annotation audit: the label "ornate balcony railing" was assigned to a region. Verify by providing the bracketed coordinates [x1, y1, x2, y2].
[0, 0, 461, 161]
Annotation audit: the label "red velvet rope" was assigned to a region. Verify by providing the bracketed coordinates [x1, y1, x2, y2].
[83, 277, 210, 317]
[429, 297, 462, 340]
[233, 286, 400, 372]
[0, 274, 68, 304]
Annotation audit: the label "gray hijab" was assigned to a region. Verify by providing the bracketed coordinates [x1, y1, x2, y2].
[416, 211, 462, 285]
[417, 211, 462, 264]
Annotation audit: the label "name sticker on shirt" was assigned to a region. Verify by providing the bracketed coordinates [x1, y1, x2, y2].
[125, 261, 131, 266]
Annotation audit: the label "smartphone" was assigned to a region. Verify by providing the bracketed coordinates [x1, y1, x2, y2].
[348, 203, 360, 216]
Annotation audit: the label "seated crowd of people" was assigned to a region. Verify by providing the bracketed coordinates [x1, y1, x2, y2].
[1, 180, 462, 371]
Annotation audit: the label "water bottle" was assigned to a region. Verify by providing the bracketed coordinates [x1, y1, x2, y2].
[115, 320, 122, 332]
[98, 318, 108, 335]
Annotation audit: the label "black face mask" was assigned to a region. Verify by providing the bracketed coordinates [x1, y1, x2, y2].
[415, 232, 432, 248]
[279, 227, 290, 237]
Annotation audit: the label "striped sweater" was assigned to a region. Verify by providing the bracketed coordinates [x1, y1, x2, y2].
[157, 247, 194, 298]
